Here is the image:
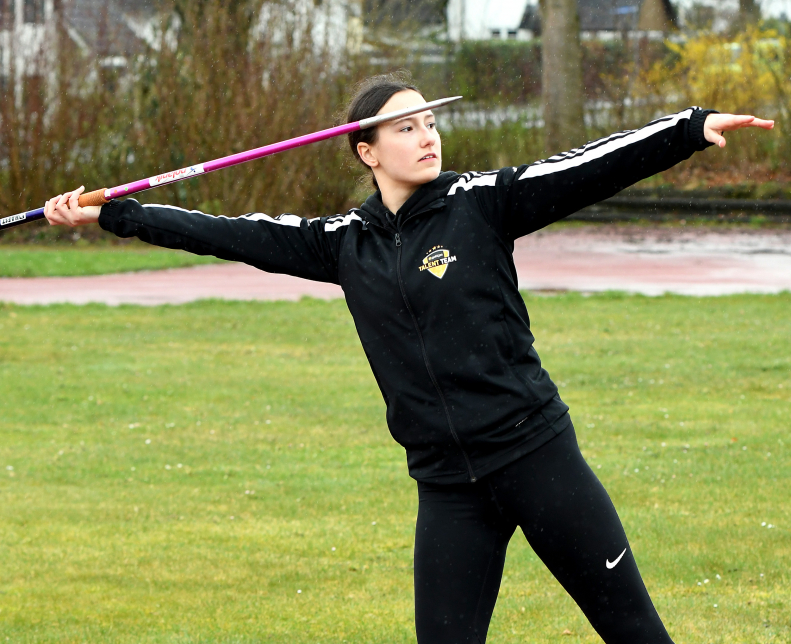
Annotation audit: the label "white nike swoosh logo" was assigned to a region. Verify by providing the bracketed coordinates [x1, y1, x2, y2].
[606, 548, 627, 569]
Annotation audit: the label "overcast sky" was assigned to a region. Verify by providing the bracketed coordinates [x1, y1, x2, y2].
[448, 0, 791, 39]
[473, 1, 791, 21]
[672, 0, 791, 18]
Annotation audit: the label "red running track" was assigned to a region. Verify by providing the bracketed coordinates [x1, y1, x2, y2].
[1, 226, 790, 305]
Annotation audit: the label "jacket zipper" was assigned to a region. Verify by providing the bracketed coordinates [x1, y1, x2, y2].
[394, 231, 478, 483]
[514, 414, 531, 429]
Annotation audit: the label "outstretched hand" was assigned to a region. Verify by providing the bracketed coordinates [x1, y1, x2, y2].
[704, 113, 774, 148]
[44, 186, 102, 227]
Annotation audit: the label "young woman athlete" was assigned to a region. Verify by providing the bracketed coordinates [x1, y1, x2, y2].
[45, 75, 773, 643]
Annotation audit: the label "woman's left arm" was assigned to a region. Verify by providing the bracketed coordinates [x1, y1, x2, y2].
[491, 109, 773, 240]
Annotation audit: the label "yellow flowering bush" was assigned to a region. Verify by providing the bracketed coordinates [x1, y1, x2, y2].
[635, 26, 788, 170]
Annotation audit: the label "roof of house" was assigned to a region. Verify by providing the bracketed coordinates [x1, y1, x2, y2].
[62, 0, 160, 57]
[579, 0, 675, 31]
[521, 0, 676, 33]
[519, 4, 540, 32]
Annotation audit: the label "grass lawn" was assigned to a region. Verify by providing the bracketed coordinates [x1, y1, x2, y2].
[0, 246, 224, 277]
[0, 294, 789, 643]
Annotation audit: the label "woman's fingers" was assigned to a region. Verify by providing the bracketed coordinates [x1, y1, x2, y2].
[722, 115, 774, 131]
[67, 186, 86, 225]
[53, 191, 76, 226]
[724, 115, 754, 129]
[56, 191, 70, 208]
[44, 187, 100, 227]
[747, 117, 775, 130]
[708, 114, 774, 131]
[45, 188, 82, 227]
[44, 195, 62, 226]
[68, 186, 85, 209]
[703, 113, 775, 148]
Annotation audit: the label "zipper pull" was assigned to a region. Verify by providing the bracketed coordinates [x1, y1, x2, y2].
[394, 233, 402, 247]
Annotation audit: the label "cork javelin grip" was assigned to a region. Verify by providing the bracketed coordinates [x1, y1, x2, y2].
[0, 96, 462, 231]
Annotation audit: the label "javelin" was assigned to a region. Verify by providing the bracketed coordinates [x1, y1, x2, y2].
[0, 96, 462, 231]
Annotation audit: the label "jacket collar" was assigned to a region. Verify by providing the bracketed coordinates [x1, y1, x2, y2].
[358, 171, 458, 231]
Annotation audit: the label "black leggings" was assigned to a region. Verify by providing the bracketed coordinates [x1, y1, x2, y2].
[414, 420, 674, 644]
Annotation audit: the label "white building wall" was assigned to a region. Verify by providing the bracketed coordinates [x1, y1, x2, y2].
[255, 0, 350, 57]
[1, 0, 54, 78]
[447, 0, 535, 41]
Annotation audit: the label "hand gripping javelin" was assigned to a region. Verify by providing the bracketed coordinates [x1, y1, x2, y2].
[0, 96, 462, 231]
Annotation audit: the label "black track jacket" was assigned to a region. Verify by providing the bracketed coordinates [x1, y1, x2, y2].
[99, 107, 716, 484]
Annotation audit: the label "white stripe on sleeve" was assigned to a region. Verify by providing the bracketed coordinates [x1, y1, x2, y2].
[239, 213, 303, 227]
[518, 108, 694, 181]
[324, 212, 363, 232]
[143, 203, 198, 214]
[143, 204, 305, 227]
[144, 203, 360, 232]
[447, 172, 498, 195]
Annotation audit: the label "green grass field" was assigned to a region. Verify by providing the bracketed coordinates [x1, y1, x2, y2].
[0, 247, 224, 277]
[0, 294, 789, 643]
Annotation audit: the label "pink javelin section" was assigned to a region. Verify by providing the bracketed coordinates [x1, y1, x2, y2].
[204, 122, 361, 173]
[100, 97, 460, 202]
[105, 122, 362, 201]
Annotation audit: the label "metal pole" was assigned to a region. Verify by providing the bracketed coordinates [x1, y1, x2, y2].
[0, 96, 462, 231]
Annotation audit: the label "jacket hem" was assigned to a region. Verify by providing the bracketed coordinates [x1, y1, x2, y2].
[408, 409, 572, 485]
[472, 412, 572, 482]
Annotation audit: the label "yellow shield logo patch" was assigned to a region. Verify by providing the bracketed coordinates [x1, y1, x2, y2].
[419, 246, 457, 279]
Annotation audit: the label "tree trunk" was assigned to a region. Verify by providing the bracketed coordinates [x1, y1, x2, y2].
[540, 0, 585, 155]
[740, 0, 760, 24]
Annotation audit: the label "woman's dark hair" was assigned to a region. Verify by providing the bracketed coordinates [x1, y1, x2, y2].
[346, 72, 423, 189]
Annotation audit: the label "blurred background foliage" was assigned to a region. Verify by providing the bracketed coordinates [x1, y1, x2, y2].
[2, 0, 790, 243]
[636, 25, 790, 172]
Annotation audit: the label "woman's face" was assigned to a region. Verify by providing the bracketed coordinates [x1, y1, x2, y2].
[358, 89, 442, 190]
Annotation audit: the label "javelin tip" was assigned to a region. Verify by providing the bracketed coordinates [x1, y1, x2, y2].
[433, 95, 463, 107]
[359, 95, 464, 129]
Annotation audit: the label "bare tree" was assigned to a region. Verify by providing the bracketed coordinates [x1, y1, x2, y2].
[539, 0, 585, 155]
[740, 0, 761, 25]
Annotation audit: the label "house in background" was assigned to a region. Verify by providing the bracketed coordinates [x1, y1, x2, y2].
[447, 0, 534, 41]
[61, 0, 161, 66]
[577, 0, 676, 39]
[1, 0, 163, 89]
[447, 0, 677, 42]
[2, 0, 689, 85]
[1, 0, 54, 82]
[0, 0, 48, 31]
[0, 0, 395, 98]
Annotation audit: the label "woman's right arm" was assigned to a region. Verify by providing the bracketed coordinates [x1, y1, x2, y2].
[45, 188, 354, 284]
